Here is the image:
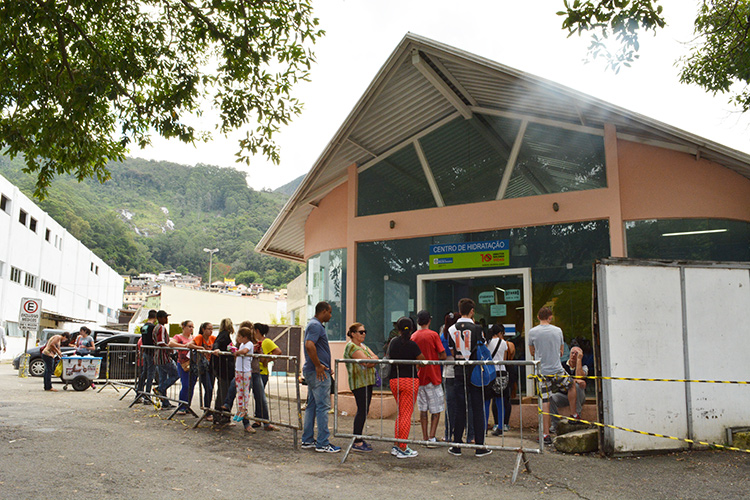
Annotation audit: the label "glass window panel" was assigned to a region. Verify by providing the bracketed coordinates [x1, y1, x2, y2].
[626, 219, 750, 262]
[307, 248, 347, 341]
[356, 220, 610, 359]
[505, 123, 606, 199]
[357, 145, 436, 216]
[419, 114, 520, 206]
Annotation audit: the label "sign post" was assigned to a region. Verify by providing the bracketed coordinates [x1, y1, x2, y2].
[19, 297, 42, 355]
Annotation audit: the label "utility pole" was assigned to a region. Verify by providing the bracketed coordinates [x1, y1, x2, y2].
[203, 248, 219, 291]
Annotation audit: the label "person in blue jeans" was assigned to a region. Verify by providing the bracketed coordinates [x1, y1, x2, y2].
[301, 301, 340, 453]
[153, 310, 179, 409]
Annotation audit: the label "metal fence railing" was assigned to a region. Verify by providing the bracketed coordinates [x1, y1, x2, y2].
[334, 358, 541, 483]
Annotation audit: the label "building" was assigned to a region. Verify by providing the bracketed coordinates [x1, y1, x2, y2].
[0, 173, 124, 358]
[257, 34, 750, 389]
[129, 284, 286, 333]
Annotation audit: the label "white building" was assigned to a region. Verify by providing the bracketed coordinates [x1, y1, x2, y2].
[0, 174, 124, 358]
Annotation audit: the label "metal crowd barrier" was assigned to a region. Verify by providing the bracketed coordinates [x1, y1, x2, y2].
[98, 344, 138, 397]
[119, 344, 191, 419]
[334, 358, 541, 483]
[195, 350, 303, 447]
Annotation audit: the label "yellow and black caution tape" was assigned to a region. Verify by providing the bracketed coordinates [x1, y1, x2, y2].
[527, 374, 750, 453]
[527, 374, 750, 384]
[540, 411, 750, 454]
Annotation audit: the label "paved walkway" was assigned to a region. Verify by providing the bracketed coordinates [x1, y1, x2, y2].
[1, 363, 748, 500]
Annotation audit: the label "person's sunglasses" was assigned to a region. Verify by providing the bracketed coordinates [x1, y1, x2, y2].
[357, 330, 366, 334]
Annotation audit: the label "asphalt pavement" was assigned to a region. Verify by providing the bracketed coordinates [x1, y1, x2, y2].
[0, 363, 748, 500]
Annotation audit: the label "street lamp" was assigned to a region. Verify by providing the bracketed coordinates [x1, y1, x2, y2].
[203, 248, 219, 290]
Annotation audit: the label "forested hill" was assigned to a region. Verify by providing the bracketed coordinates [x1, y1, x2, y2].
[0, 155, 304, 288]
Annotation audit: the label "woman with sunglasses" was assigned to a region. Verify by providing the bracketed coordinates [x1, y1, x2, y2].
[343, 322, 379, 452]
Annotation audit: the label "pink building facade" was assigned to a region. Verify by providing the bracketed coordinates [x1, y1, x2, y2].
[258, 35, 750, 386]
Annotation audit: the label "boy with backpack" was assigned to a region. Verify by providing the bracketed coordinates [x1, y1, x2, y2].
[447, 298, 492, 457]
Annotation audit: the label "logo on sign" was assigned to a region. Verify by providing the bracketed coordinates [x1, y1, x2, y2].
[477, 291, 495, 304]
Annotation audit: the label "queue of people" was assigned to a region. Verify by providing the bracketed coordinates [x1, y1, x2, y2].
[135, 309, 281, 432]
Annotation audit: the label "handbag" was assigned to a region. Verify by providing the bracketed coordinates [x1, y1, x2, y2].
[380, 338, 394, 380]
[491, 372, 509, 396]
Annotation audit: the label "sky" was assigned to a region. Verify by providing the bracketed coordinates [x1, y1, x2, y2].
[135, 0, 750, 191]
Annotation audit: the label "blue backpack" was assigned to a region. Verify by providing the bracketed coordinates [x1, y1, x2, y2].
[470, 339, 496, 387]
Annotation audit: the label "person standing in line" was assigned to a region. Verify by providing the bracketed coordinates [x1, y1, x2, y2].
[411, 310, 446, 447]
[440, 311, 459, 441]
[41, 332, 70, 391]
[388, 316, 425, 459]
[250, 323, 281, 431]
[186, 321, 215, 415]
[528, 306, 578, 445]
[486, 323, 508, 435]
[233, 326, 256, 433]
[154, 310, 179, 409]
[343, 322, 378, 452]
[502, 332, 516, 432]
[448, 298, 492, 457]
[301, 301, 341, 453]
[213, 318, 236, 425]
[136, 310, 158, 404]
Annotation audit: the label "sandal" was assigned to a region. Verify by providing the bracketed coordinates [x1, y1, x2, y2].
[244, 424, 256, 433]
[264, 424, 280, 431]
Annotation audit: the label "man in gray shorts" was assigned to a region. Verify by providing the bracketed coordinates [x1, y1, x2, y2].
[528, 306, 577, 444]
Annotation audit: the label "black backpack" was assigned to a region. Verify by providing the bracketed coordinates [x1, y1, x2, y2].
[141, 323, 155, 346]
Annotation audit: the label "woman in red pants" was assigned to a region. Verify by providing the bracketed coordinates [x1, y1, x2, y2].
[387, 316, 425, 459]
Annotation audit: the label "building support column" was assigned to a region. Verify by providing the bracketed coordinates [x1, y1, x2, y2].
[346, 163, 358, 326]
[604, 123, 626, 257]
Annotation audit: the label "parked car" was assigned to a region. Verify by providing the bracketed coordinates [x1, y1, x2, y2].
[13, 333, 139, 379]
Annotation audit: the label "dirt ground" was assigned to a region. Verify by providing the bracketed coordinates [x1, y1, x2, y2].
[1, 363, 748, 500]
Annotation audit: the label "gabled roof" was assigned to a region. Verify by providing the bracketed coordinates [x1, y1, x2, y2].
[257, 33, 750, 262]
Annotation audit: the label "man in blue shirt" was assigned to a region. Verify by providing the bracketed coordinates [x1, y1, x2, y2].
[301, 301, 340, 453]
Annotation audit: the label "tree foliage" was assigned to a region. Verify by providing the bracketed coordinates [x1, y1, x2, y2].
[559, 1, 750, 111]
[0, 154, 304, 288]
[0, 1, 322, 198]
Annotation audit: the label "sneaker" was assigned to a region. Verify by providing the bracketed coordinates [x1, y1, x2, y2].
[394, 447, 418, 459]
[503, 424, 510, 432]
[475, 448, 493, 457]
[391, 446, 400, 456]
[425, 437, 438, 448]
[315, 444, 341, 453]
[352, 442, 372, 453]
[492, 427, 503, 436]
[543, 434, 553, 445]
[448, 446, 462, 456]
[301, 441, 316, 449]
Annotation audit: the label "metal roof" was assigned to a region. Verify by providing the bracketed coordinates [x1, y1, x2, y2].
[257, 33, 750, 262]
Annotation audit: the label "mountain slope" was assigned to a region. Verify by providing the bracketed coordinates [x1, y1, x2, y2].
[0, 155, 303, 287]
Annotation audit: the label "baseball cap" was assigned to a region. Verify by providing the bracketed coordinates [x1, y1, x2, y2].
[156, 310, 170, 318]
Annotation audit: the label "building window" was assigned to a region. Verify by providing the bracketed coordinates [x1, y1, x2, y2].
[88, 299, 93, 310]
[95, 265, 99, 275]
[10, 266, 22, 283]
[45, 229, 50, 241]
[98, 304, 105, 314]
[41, 279, 57, 296]
[0, 260, 4, 277]
[29, 217, 37, 233]
[307, 248, 347, 341]
[25, 272, 37, 289]
[90, 262, 94, 272]
[0, 194, 9, 214]
[626, 219, 750, 262]
[19, 209, 27, 226]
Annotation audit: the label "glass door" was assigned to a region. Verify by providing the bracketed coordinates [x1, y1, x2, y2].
[417, 268, 533, 396]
